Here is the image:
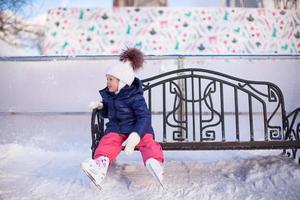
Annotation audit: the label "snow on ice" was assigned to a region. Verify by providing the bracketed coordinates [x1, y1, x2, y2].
[0, 115, 300, 200]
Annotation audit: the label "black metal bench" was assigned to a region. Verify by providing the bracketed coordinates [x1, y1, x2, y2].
[90, 68, 300, 162]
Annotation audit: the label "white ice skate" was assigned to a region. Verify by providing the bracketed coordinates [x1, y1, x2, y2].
[81, 156, 109, 190]
[146, 158, 164, 188]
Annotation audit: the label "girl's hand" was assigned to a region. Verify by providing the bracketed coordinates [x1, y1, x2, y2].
[122, 132, 140, 155]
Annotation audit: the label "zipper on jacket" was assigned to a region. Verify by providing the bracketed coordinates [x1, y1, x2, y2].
[112, 97, 121, 133]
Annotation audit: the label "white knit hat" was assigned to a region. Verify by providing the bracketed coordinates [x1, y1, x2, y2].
[106, 47, 144, 93]
[106, 61, 135, 91]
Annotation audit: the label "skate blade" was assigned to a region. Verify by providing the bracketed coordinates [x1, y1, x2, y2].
[147, 164, 165, 189]
[81, 166, 103, 190]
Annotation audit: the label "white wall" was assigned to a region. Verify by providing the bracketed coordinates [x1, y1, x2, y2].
[0, 56, 299, 113]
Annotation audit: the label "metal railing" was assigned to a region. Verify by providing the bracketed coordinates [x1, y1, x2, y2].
[1, 54, 300, 62]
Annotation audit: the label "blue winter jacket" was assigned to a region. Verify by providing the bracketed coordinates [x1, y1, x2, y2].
[99, 78, 154, 138]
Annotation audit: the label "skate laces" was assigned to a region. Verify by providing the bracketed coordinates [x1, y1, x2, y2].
[95, 157, 109, 168]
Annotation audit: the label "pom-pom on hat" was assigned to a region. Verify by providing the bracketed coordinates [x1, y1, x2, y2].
[106, 48, 144, 89]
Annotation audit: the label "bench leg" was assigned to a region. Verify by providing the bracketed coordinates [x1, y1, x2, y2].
[283, 148, 300, 164]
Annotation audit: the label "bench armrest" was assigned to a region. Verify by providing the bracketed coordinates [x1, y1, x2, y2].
[90, 108, 105, 158]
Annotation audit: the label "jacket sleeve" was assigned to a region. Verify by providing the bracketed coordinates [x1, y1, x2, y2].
[131, 93, 151, 138]
[98, 101, 108, 118]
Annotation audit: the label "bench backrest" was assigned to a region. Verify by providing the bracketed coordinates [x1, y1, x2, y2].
[141, 68, 288, 143]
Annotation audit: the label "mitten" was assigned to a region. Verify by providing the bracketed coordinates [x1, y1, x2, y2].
[122, 132, 140, 155]
[88, 101, 103, 110]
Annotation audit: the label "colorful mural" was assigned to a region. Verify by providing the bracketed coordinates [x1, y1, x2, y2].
[44, 7, 300, 55]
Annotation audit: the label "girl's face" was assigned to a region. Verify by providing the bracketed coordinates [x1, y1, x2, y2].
[106, 74, 119, 92]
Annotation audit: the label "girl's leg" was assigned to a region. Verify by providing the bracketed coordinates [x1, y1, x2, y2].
[137, 133, 164, 164]
[93, 132, 126, 162]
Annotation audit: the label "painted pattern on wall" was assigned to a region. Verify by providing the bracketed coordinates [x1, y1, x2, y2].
[44, 7, 300, 55]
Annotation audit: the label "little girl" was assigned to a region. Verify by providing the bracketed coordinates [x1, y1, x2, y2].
[81, 48, 164, 189]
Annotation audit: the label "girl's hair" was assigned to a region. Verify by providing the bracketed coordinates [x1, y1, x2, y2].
[120, 47, 144, 71]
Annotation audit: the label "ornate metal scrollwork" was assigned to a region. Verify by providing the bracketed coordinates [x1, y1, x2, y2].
[202, 130, 216, 141]
[167, 80, 187, 141]
[162, 77, 221, 141]
[283, 108, 300, 162]
[297, 123, 300, 140]
[238, 81, 284, 141]
[203, 81, 216, 97]
[141, 68, 294, 147]
[201, 81, 221, 141]
[269, 127, 282, 140]
[165, 78, 221, 141]
[268, 86, 278, 102]
[173, 130, 186, 141]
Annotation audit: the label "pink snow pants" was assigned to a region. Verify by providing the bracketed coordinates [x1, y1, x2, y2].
[93, 132, 164, 164]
